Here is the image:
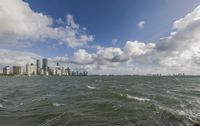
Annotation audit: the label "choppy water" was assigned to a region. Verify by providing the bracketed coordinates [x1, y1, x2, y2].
[0, 76, 200, 126]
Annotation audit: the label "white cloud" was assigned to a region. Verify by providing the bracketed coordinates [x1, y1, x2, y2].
[173, 6, 200, 30]
[2, 2, 200, 75]
[70, 49, 96, 65]
[0, 49, 42, 66]
[63, 5, 200, 75]
[138, 21, 145, 29]
[51, 41, 155, 74]
[56, 18, 65, 25]
[0, 0, 94, 48]
[124, 41, 155, 57]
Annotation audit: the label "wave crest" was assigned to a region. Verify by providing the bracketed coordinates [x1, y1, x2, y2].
[126, 94, 150, 102]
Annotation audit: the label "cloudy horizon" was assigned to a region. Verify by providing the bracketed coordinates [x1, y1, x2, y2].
[1, 0, 200, 75]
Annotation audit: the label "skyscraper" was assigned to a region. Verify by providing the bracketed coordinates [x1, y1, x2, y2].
[26, 63, 37, 76]
[66, 67, 71, 76]
[42, 58, 48, 73]
[36, 59, 40, 75]
[13, 66, 21, 75]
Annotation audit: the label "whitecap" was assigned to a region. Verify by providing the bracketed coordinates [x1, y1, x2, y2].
[45, 94, 56, 97]
[52, 103, 64, 107]
[0, 103, 3, 108]
[157, 105, 200, 122]
[39, 112, 66, 126]
[126, 94, 150, 102]
[166, 90, 171, 94]
[87, 86, 96, 89]
[188, 88, 200, 92]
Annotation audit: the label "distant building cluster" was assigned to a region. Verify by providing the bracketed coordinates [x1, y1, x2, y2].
[1, 58, 88, 76]
[148, 73, 185, 77]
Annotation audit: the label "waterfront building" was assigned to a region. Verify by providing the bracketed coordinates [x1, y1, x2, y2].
[56, 62, 60, 75]
[26, 63, 37, 76]
[3, 66, 10, 75]
[45, 71, 49, 76]
[71, 71, 79, 76]
[36, 59, 40, 75]
[42, 58, 48, 73]
[61, 67, 66, 75]
[1, 59, 87, 76]
[66, 67, 71, 76]
[48, 68, 56, 76]
[56, 67, 62, 76]
[13, 66, 22, 75]
[40, 69, 44, 75]
[83, 71, 88, 76]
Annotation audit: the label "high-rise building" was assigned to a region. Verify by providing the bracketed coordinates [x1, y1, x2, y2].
[13, 66, 21, 75]
[56, 67, 61, 76]
[83, 71, 88, 76]
[42, 58, 48, 73]
[61, 67, 66, 75]
[3, 66, 10, 75]
[26, 64, 30, 75]
[66, 67, 71, 76]
[36, 59, 40, 75]
[26, 63, 37, 76]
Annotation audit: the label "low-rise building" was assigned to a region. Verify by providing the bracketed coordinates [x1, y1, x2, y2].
[3, 66, 10, 75]
[13, 66, 22, 75]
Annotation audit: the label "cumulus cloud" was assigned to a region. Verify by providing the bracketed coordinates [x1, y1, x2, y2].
[0, 0, 94, 48]
[2, 2, 200, 75]
[52, 40, 156, 74]
[124, 41, 155, 57]
[0, 49, 42, 67]
[70, 49, 96, 65]
[138, 21, 145, 29]
[60, 5, 200, 75]
[154, 6, 200, 74]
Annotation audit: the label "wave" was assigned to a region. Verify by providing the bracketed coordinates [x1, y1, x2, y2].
[87, 86, 96, 89]
[52, 103, 64, 107]
[39, 112, 66, 126]
[0, 103, 3, 108]
[0, 98, 8, 103]
[45, 94, 56, 97]
[126, 94, 150, 102]
[186, 88, 200, 92]
[156, 104, 200, 125]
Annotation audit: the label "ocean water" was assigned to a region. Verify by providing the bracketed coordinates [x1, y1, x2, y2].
[0, 76, 200, 126]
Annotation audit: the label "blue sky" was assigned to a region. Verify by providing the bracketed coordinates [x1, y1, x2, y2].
[1, 0, 200, 74]
[23, 0, 200, 57]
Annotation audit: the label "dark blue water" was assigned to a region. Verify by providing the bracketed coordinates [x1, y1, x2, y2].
[0, 76, 200, 126]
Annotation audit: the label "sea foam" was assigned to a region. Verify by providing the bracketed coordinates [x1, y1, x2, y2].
[0, 103, 3, 108]
[52, 103, 64, 107]
[126, 94, 150, 102]
[87, 86, 96, 89]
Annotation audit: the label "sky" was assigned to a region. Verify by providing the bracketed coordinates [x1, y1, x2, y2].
[1, 0, 200, 75]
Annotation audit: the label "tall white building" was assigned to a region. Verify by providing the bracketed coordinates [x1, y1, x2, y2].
[56, 67, 62, 76]
[3, 66, 10, 75]
[61, 67, 66, 75]
[26, 63, 37, 76]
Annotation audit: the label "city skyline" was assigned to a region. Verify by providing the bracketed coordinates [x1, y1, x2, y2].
[1, 58, 88, 76]
[1, 0, 200, 75]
